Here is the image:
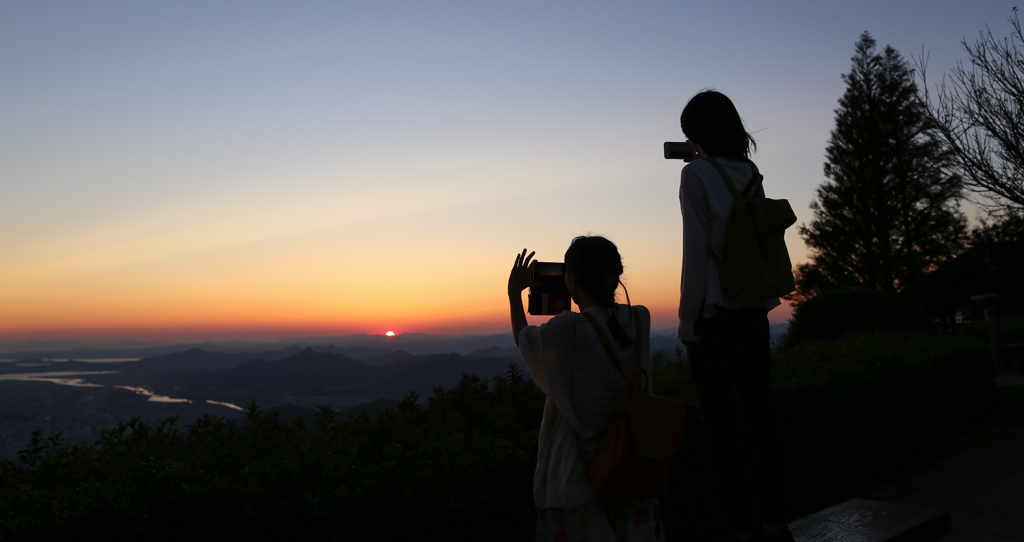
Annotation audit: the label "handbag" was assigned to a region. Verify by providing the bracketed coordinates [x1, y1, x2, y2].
[580, 308, 687, 503]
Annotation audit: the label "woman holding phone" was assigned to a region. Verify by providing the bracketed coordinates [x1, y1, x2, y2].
[677, 90, 792, 542]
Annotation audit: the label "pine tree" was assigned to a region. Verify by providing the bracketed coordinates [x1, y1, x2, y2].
[791, 33, 966, 303]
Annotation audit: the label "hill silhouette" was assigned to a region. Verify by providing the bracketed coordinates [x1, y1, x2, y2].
[157, 349, 382, 390]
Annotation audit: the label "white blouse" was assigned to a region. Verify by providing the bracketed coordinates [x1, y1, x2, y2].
[678, 157, 781, 342]
[518, 304, 652, 509]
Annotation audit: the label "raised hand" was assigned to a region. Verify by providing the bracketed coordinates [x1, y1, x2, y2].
[508, 248, 541, 346]
[508, 248, 540, 295]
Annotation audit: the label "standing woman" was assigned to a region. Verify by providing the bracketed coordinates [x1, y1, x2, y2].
[677, 90, 792, 542]
[508, 236, 664, 542]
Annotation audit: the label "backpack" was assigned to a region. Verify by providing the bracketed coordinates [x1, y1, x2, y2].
[579, 308, 687, 503]
[700, 156, 797, 301]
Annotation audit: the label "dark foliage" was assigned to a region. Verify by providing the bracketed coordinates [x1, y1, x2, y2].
[968, 210, 1024, 245]
[900, 240, 1024, 325]
[958, 316, 1024, 345]
[896, 209, 1024, 325]
[782, 289, 935, 348]
[770, 330, 992, 516]
[793, 33, 966, 303]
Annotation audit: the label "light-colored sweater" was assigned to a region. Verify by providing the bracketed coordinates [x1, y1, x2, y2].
[518, 304, 652, 509]
[678, 157, 780, 342]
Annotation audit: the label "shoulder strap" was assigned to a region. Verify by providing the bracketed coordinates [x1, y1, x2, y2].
[630, 307, 642, 371]
[740, 159, 764, 198]
[631, 307, 648, 395]
[582, 311, 625, 378]
[700, 156, 764, 199]
[700, 156, 739, 198]
[574, 308, 648, 463]
[583, 309, 648, 395]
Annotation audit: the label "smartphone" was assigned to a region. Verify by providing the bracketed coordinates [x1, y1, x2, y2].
[664, 142, 695, 161]
[528, 262, 571, 315]
[532, 262, 566, 280]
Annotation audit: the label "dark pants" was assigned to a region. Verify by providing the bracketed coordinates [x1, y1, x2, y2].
[688, 307, 788, 531]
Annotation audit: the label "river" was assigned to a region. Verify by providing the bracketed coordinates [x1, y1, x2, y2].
[0, 371, 244, 411]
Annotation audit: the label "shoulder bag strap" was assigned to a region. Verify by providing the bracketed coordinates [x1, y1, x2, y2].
[584, 308, 649, 396]
[741, 159, 764, 198]
[632, 307, 649, 395]
[697, 156, 735, 267]
[701, 155, 763, 199]
[582, 311, 625, 379]
[576, 310, 625, 465]
[700, 155, 739, 199]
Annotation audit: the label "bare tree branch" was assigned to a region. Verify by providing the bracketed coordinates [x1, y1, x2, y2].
[917, 12, 1024, 212]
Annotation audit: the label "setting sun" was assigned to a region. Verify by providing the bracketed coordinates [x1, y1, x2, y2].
[385, 331, 395, 337]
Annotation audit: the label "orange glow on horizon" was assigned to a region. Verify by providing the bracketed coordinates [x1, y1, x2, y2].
[0, 297, 794, 345]
[1, 228, 801, 345]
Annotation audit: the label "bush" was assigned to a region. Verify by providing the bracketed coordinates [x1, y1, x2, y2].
[783, 289, 936, 347]
[771, 330, 991, 514]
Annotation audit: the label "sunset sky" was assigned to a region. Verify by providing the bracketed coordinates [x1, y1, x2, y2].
[0, 1, 1013, 343]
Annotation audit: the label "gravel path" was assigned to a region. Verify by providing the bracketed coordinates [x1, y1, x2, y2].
[868, 379, 1024, 542]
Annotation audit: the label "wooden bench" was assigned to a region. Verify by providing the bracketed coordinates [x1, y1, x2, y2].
[790, 499, 952, 542]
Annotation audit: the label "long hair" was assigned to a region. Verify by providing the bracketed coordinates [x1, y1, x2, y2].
[563, 236, 634, 347]
[680, 89, 756, 161]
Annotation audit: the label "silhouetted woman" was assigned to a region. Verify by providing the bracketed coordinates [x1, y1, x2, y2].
[677, 90, 792, 542]
[508, 236, 664, 542]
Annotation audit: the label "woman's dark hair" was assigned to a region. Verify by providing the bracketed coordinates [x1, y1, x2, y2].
[680, 90, 756, 161]
[563, 235, 634, 347]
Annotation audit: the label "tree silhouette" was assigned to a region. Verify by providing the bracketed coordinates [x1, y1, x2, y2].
[791, 33, 966, 303]
[919, 11, 1024, 212]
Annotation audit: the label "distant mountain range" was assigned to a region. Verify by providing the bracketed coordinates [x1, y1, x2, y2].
[0, 322, 791, 453]
[0, 333, 520, 359]
[0, 324, 790, 361]
[138, 347, 521, 402]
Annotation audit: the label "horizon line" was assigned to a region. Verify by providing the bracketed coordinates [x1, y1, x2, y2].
[0, 323, 792, 350]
